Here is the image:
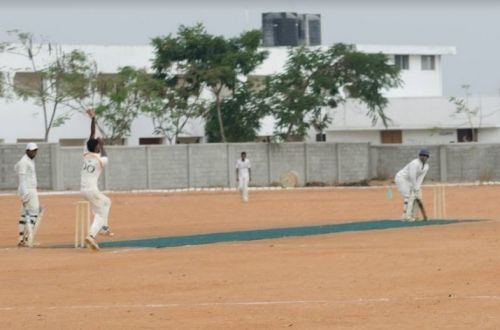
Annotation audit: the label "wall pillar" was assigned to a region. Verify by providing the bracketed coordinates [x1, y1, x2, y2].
[50, 143, 64, 191]
[439, 145, 447, 182]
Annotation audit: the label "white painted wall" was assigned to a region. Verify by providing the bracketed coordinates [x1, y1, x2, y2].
[329, 96, 500, 131]
[326, 129, 460, 145]
[0, 43, 460, 144]
[326, 130, 380, 143]
[0, 98, 204, 144]
[254, 45, 453, 98]
[403, 129, 457, 144]
[477, 128, 500, 143]
[388, 55, 443, 97]
[129, 115, 205, 145]
[324, 128, 500, 146]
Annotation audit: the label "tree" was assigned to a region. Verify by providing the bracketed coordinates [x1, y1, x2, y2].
[262, 44, 402, 141]
[310, 107, 332, 141]
[151, 24, 268, 142]
[449, 84, 482, 142]
[205, 82, 268, 142]
[142, 84, 207, 145]
[92, 66, 155, 145]
[0, 30, 95, 141]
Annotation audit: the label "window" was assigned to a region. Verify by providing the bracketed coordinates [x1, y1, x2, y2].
[247, 75, 266, 91]
[0, 72, 5, 97]
[394, 55, 409, 70]
[176, 136, 201, 144]
[102, 138, 126, 145]
[380, 130, 402, 144]
[421, 55, 435, 70]
[457, 128, 478, 142]
[315, 133, 326, 142]
[287, 135, 304, 142]
[256, 136, 271, 143]
[59, 138, 86, 147]
[17, 138, 45, 143]
[139, 137, 163, 145]
[13, 72, 42, 94]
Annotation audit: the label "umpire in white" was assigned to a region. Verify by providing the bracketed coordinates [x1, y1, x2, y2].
[395, 149, 430, 221]
[14, 143, 40, 247]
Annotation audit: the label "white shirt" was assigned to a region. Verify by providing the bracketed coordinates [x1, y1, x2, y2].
[14, 154, 37, 198]
[80, 152, 108, 191]
[396, 158, 429, 190]
[236, 158, 251, 179]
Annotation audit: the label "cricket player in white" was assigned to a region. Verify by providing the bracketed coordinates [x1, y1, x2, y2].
[14, 143, 41, 247]
[81, 110, 112, 250]
[395, 149, 430, 221]
[236, 152, 251, 202]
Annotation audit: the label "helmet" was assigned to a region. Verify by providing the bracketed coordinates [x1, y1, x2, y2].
[419, 148, 430, 157]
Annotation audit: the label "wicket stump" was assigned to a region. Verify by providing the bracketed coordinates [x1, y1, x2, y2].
[433, 185, 447, 219]
[75, 201, 90, 248]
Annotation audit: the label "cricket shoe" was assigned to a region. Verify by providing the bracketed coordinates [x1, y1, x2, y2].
[99, 226, 114, 237]
[17, 240, 28, 248]
[85, 236, 100, 251]
[403, 215, 415, 222]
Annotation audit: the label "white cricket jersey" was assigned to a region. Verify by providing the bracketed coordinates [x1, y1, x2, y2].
[14, 155, 37, 197]
[81, 152, 108, 191]
[396, 158, 429, 190]
[236, 158, 251, 179]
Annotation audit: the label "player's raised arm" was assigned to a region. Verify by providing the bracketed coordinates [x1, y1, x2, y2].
[86, 109, 96, 139]
[97, 137, 107, 157]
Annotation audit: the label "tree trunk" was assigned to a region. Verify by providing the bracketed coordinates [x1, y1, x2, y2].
[215, 90, 226, 143]
[285, 123, 294, 142]
[40, 80, 49, 142]
[45, 100, 59, 142]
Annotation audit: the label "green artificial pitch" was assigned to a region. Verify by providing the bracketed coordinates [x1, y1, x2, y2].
[85, 219, 478, 249]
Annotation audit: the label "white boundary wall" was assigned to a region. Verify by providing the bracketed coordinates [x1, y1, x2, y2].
[1, 142, 499, 191]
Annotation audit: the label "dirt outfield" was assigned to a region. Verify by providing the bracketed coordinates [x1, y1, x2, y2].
[1, 185, 499, 329]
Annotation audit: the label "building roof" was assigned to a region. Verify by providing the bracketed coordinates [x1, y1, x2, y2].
[1, 43, 456, 75]
[355, 44, 456, 55]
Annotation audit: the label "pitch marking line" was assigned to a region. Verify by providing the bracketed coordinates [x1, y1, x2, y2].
[1, 181, 500, 197]
[1, 295, 500, 311]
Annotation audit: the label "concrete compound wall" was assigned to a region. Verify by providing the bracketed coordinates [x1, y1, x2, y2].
[0, 144, 59, 190]
[1, 142, 498, 191]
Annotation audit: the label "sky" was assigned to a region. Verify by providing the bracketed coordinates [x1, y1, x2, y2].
[1, 0, 499, 96]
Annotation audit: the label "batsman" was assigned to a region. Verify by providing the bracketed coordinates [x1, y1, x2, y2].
[14, 143, 42, 247]
[395, 149, 430, 221]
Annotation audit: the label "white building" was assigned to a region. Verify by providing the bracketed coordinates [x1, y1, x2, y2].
[2, 43, 495, 145]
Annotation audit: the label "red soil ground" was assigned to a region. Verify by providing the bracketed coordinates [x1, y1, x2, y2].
[0, 185, 499, 329]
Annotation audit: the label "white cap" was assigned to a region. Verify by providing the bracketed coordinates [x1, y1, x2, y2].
[26, 142, 38, 151]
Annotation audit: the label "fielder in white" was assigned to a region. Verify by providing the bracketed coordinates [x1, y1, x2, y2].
[395, 149, 430, 221]
[236, 152, 251, 202]
[14, 143, 41, 247]
[81, 110, 112, 250]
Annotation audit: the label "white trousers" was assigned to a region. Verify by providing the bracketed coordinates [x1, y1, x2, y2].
[395, 175, 411, 198]
[18, 189, 40, 243]
[238, 175, 249, 202]
[81, 190, 111, 237]
[395, 175, 415, 219]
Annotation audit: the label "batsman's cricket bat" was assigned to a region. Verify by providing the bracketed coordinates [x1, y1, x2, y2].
[26, 206, 44, 247]
[33, 206, 44, 237]
[415, 199, 428, 221]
